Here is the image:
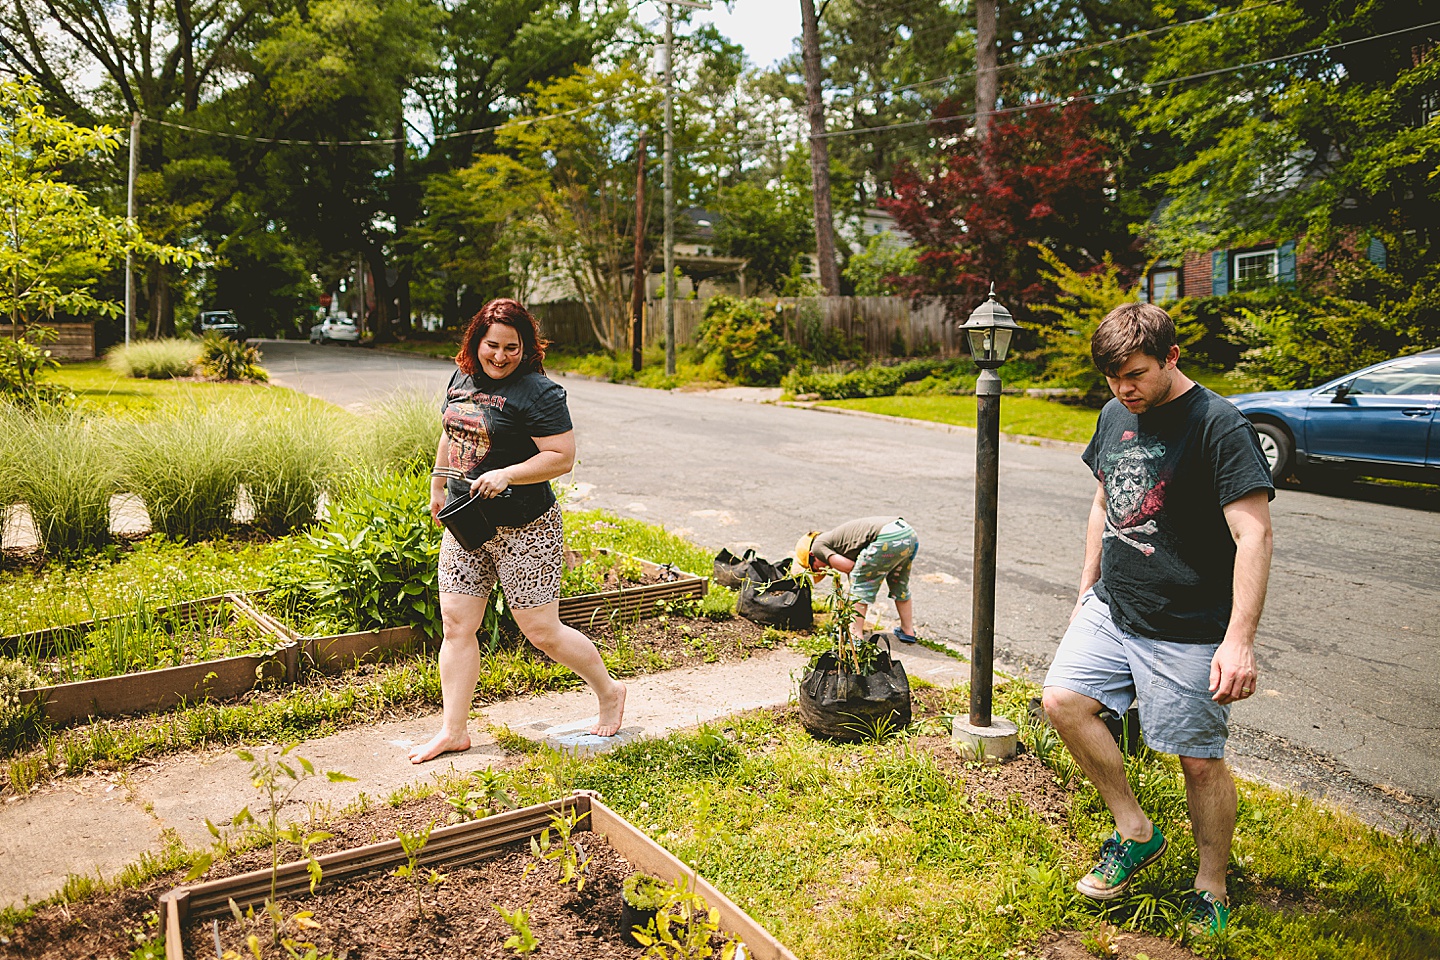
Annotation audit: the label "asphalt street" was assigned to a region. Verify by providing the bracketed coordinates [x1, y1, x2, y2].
[263, 340, 1440, 831]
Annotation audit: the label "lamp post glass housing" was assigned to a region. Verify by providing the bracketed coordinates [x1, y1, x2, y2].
[960, 285, 1020, 368]
[961, 284, 1020, 733]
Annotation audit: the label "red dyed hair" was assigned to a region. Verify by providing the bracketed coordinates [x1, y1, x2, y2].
[455, 298, 549, 376]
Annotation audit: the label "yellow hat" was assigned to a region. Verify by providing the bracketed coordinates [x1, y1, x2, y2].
[795, 531, 820, 570]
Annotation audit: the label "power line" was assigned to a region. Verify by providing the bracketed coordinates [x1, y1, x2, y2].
[824, 0, 1285, 107]
[811, 16, 1440, 140]
[145, 87, 644, 146]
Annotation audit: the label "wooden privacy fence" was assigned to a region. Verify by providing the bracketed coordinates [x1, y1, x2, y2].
[1, 322, 97, 360]
[531, 297, 965, 358]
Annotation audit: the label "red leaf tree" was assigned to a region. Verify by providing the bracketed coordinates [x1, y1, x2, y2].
[881, 101, 1128, 315]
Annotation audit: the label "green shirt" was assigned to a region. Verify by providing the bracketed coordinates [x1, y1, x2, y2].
[811, 517, 896, 563]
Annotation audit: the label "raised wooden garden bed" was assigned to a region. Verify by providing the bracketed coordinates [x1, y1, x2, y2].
[6, 593, 297, 726]
[558, 549, 708, 629]
[159, 791, 797, 960]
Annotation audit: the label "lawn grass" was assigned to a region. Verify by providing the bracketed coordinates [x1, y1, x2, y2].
[0, 536, 282, 637]
[481, 685, 1440, 960]
[49, 361, 302, 417]
[820, 394, 1102, 444]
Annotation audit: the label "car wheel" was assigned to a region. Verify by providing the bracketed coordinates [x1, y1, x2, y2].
[1252, 422, 1293, 482]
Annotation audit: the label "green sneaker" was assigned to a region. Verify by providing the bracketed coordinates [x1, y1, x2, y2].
[1075, 826, 1167, 900]
[1183, 889, 1230, 935]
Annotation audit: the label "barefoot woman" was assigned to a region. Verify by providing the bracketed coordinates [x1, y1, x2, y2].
[409, 299, 626, 763]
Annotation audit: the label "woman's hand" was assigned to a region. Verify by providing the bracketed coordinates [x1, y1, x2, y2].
[469, 468, 512, 499]
[429, 484, 446, 525]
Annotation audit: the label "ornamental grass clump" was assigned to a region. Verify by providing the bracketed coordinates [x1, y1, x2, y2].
[118, 402, 243, 541]
[358, 388, 440, 475]
[8, 406, 117, 554]
[104, 338, 199, 379]
[238, 395, 345, 534]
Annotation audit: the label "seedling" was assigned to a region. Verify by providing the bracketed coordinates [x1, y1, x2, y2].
[1081, 920, 1122, 957]
[631, 875, 743, 960]
[392, 819, 446, 917]
[187, 743, 356, 947]
[495, 904, 539, 954]
[523, 809, 591, 892]
[445, 768, 517, 821]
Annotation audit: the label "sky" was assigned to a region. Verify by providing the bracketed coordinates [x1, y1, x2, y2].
[635, 1, 802, 70]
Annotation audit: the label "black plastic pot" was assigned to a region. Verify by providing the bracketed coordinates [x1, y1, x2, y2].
[620, 873, 665, 946]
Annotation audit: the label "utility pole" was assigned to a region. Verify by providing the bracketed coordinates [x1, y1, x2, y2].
[662, 0, 709, 376]
[799, 0, 841, 296]
[125, 112, 140, 345]
[631, 133, 647, 373]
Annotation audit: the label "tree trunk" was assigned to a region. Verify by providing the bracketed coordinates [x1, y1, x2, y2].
[976, 0, 999, 144]
[366, 246, 393, 344]
[148, 262, 175, 338]
[799, 0, 842, 296]
[396, 263, 413, 336]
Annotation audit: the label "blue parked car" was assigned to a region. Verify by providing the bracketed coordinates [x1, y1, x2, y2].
[1228, 348, 1440, 485]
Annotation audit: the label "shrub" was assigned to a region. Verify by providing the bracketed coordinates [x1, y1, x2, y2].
[239, 395, 346, 534]
[8, 407, 117, 554]
[104, 339, 200, 379]
[359, 389, 441, 476]
[265, 468, 442, 639]
[118, 403, 243, 541]
[1226, 296, 1406, 391]
[782, 357, 965, 399]
[694, 296, 793, 386]
[0, 326, 71, 409]
[198, 334, 268, 381]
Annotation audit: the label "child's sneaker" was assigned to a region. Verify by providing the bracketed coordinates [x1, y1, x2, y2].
[1074, 826, 1167, 900]
[892, 627, 918, 644]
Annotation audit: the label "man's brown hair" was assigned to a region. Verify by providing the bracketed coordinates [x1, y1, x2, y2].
[1090, 303, 1177, 376]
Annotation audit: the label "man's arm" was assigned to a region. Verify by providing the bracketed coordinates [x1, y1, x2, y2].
[1071, 481, 1106, 622]
[1210, 488, 1273, 704]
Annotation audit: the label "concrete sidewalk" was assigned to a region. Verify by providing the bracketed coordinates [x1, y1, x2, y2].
[0, 641, 970, 909]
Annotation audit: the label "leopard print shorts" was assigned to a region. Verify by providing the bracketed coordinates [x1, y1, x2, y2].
[438, 502, 563, 609]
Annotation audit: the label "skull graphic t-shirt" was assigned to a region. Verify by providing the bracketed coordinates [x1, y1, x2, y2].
[440, 367, 573, 528]
[1082, 384, 1273, 642]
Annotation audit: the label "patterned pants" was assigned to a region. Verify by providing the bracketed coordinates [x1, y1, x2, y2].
[848, 519, 919, 605]
[438, 503, 563, 609]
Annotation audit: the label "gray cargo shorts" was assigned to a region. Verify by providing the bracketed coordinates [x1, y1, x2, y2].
[1043, 588, 1230, 759]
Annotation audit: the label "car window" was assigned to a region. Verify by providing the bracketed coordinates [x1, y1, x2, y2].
[1346, 357, 1440, 397]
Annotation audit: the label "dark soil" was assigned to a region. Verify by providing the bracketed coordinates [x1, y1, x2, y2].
[1038, 929, 1204, 959]
[189, 837, 657, 960]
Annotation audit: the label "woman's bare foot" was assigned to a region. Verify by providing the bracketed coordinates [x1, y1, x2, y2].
[591, 681, 627, 737]
[408, 730, 471, 764]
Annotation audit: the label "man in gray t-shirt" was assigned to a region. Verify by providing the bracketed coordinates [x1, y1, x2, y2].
[796, 516, 921, 643]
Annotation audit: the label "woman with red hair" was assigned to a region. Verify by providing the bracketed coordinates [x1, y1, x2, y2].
[409, 298, 626, 763]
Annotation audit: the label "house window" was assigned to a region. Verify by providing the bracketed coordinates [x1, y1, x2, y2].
[1150, 269, 1180, 303]
[1233, 249, 1278, 287]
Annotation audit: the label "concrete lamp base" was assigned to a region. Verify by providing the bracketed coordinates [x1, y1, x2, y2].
[951, 716, 1019, 763]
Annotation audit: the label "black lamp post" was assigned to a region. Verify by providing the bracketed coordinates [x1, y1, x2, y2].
[959, 283, 1021, 728]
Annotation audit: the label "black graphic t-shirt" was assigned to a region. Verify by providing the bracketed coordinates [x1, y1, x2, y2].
[441, 367, 573, 527]
[1083, 384, 1274, 643]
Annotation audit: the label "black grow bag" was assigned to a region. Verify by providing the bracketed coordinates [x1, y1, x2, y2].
[798, 643, 912, 742]
[736, 557, 813, 630]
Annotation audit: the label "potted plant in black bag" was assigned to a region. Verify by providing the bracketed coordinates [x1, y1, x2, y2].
[796, 573, 913, 742]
